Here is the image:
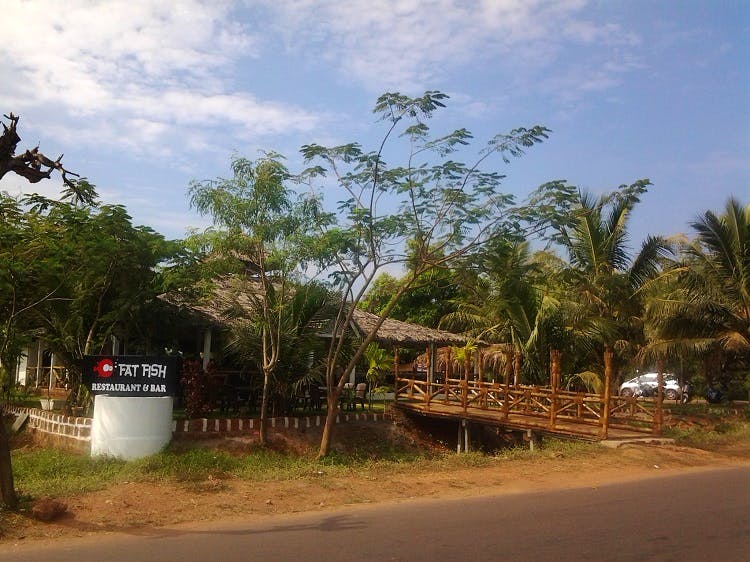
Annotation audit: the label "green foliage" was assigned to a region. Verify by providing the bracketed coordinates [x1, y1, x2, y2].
[565, 371, 603, 393]
[227, 280, 334, 412]
[186, 154, 336, 439]
[0, 188, 175, 405]
[360, 268, 462, 328]
[666, 421, 750, 455]
[11, 447, 313, 496]
[646, 198, 750, 384]
[440, 239, 566, 383]
[298, 91, 550, 457]
[12, 449, 127, 496]
[30, 203, 173, 390]
[528, 183, 672, 376]
[299, 91, 549, 288]
[364, 343, 393, 392]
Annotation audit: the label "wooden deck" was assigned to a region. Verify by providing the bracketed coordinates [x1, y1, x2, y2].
[394, 377, 662, 441]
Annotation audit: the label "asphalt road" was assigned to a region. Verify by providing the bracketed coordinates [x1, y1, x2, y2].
[1, 466, 748, 561]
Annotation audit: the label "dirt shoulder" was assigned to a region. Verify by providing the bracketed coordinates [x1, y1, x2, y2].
[3, 429, 748, 546]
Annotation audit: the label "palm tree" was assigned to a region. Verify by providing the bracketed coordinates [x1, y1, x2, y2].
[440, 239, 566, 384]
[555, 186, 672, 381]
[646, 198, 750, 382]
[225, 279, 334, 422]
[363, 343, 394, 409]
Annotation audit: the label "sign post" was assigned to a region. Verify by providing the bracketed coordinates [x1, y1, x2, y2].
[83, 356, 179, 460]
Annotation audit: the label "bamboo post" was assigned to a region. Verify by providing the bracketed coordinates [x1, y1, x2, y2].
[655, 359, 664, 435]
[549, 349, 561, 430]
[462, 349, 470, 411]
[477, 349, 487, 407]
[429, 344, 438, 385]
[425, 346, 431, 383]
[445, 347, 452, 403]
[513, 351, 522, 386]
[502, 348, 512, 419]
[393, 347, 399, 406]
[549, 348, 555, 390]
[425, 344, 432, 409]
[600, 348, 613, 439]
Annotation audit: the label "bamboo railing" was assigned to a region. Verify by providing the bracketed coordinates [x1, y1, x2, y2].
[395, 375, 659, 438]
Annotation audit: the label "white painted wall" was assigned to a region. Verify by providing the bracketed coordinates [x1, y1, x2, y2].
[90, 395, 173, 460]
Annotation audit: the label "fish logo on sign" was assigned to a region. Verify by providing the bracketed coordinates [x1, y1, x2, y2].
[93, 358, 114, 378]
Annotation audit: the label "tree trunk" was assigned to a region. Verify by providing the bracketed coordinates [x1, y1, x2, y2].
[513, 351, 522, 386]
[318, 389, 341, 458]
[318, 274, 419, 459]
[600, 347, 613, 439]
[0, 407, 18, 510]
[259, 370, 270, 446]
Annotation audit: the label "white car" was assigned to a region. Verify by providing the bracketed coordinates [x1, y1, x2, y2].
[619, 373, 681, 400]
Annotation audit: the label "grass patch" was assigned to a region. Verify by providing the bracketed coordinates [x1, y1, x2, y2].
[666, 402, 750, 419]
[10, 433, 605, 500]
[11, 446, 361, 498]
[666, 421, 750, 455]
[12, 449, 129, 496]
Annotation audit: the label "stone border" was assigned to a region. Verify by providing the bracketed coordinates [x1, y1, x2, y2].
[172, 412, 391, 434]
[5, 406, 392, 451]
[6, 405, 92, 441]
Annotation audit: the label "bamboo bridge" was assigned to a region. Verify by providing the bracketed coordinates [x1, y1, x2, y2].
[393, 375, 665, 444]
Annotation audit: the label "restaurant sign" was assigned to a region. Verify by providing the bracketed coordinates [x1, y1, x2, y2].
[82, 355, 178, 397]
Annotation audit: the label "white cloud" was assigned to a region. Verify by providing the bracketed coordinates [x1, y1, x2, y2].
[260, 0, 640, 96]
[0, 172, 66, 201]
[1, 0, 320, 157]
[1, 0, 648, 171]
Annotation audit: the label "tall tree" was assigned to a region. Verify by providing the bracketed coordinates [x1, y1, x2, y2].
[440, 238, 567, 383]
[646, 198, 750, 381]
[22, 200, 170, 398]
[298, 91, 549, 457]
[534, 182, 672, 379]
[0, 112, 90, 510]
[188, 154, 332, 444]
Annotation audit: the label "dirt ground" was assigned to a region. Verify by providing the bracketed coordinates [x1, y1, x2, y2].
[2, 416, 749, 545]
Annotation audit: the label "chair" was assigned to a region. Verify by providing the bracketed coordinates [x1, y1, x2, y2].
[309, 385, 322, 411]
[339, 382, 354, 411]
[353, 382, 367, 410]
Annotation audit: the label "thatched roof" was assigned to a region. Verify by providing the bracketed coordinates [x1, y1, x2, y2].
[159, 275, 262, 327]
[349, 309, 468, 347]
[161, 275, 468, 347]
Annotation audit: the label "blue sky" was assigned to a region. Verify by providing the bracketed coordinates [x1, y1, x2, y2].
[1, 0, 747, 249]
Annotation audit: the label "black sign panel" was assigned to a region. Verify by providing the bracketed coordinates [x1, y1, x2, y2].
[83, 355, 179, 397]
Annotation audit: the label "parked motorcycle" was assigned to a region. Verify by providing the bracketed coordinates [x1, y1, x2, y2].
[681, 381, 692, 404]
[706, 384, 724, 404]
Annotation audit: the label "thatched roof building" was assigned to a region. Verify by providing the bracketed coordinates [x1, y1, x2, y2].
[161, 275, 468, 349]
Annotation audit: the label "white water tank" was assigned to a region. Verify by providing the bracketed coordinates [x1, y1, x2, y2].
[90, 395, 173, 460]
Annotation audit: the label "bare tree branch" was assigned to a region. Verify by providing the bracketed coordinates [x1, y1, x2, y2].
[1, 112, 81, 188]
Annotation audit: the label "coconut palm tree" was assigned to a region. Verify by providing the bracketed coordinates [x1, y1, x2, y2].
[555, 186, 672, 380]
[645, 198, 750, 381]
[440, 239, 566, 383]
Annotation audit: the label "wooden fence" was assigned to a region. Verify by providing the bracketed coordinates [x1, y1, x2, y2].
[395, 376, 661, 439]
